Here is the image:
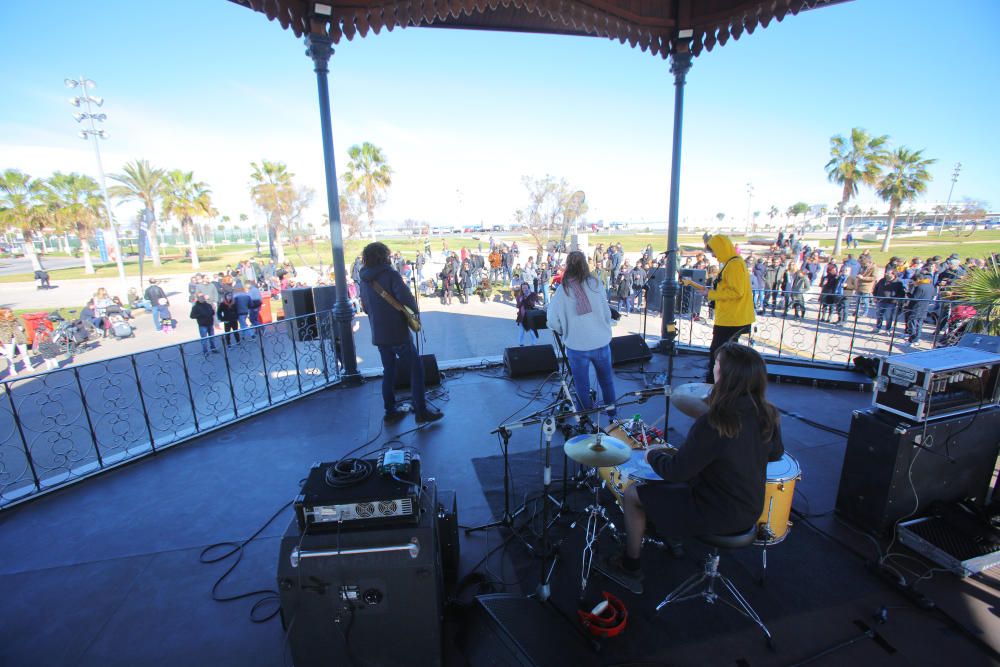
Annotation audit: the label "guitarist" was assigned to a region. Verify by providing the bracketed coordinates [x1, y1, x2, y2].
[685, 235, 755, 383]
[359, 242, 444, 424]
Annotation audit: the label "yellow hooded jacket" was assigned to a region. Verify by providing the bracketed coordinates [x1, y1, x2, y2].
[705, 235, 756, 328]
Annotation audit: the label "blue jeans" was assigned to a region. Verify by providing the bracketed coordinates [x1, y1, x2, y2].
[378, 338, 426, 415]
[152, 308, 162, 331]
[519, 326, 539, 346]
[198, 324, 217, 352]
[237, 312, 250, 333]
[875, 302, 897, 331]
[566, 344, 616, 416]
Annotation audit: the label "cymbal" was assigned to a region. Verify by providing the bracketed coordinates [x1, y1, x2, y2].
[563, 432, 631, 467]
[673, 382, 712, 418]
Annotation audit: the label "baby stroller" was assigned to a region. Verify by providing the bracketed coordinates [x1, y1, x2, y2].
[105, 304, 135, 339]
[935, 304, 977, 348]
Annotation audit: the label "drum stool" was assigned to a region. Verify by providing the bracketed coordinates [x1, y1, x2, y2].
[654, 525, 773, 647]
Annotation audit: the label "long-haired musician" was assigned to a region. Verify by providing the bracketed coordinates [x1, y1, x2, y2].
[596, 343, 783, 594]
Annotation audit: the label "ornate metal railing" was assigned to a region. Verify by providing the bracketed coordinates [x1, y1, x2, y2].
[672, 290, 996, 367]
[0, 311, 343, 509]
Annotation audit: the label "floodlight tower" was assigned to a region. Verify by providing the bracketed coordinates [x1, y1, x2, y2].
[65, 76, 127, 292]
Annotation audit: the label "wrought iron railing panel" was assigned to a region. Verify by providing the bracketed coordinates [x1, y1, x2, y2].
[0, 383, 36, 504]
[133, 345, 199, 447]
[259, 320, 301, 403]
[6, 369, 100, 490]
[77, 357, 153, 464]
[0, 311, 342, 509]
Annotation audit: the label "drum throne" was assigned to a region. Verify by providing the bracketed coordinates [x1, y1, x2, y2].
[654, 525, 774, 648]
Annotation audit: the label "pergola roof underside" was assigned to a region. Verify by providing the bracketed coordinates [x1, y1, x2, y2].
[234, 0, 848, 59]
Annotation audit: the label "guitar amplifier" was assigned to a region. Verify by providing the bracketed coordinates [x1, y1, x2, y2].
[294, 457, 421, 533]
[278, 480, 444, 667]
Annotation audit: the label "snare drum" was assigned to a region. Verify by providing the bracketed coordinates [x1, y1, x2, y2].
[597, 421, 646, 494]
[756, 453, 802, 545]
[601, 450, 664, 505]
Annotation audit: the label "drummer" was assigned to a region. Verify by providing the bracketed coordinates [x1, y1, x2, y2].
[595, 343, 784, 594]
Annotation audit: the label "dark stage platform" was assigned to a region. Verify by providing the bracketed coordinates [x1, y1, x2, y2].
[0, 352, 997, 666]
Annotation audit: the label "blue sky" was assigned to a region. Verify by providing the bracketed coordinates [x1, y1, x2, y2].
[1, 0, 998, 230]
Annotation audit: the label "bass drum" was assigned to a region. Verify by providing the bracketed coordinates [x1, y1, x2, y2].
[756, 453, 802, 545]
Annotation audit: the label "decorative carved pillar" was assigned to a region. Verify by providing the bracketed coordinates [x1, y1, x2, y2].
[305, 33, 361, 384]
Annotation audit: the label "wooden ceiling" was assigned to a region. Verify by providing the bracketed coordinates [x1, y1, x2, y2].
[231, 0, 849, 59]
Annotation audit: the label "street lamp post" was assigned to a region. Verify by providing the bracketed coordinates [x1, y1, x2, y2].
[938, 162, 961, 237]
[65, 76, 127, 294]
[745, 182, 754, 235]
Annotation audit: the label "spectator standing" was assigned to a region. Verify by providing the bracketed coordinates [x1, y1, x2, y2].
[0, 309, 30, 377]
[217, 293, 241, 346]
[905, 274, 936, 344]
[144, 279, 168, 330]
[515, 283, 541, 346]
[190, 294, 218, 353]
[233, 286, 252, 333]
[873, 270, 905, 332]
[788, 269, 809, 319]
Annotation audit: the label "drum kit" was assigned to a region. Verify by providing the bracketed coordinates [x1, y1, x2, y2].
[562, 382, 803, 591]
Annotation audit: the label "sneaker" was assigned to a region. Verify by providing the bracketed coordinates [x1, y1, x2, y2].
[384, 409, 405, 423]
[595, 551, 644, 595]
[415, 407, 444, 424]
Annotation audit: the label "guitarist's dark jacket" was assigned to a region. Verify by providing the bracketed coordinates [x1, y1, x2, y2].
[359, 263, 418, 347]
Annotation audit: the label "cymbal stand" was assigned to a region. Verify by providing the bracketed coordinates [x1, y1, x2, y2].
[463, 426, 536, 554]
[573, 470, 621, 596]
[536, 415, 559, 601]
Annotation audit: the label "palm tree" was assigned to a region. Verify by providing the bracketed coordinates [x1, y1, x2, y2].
[825, 128, 889, 257]
[249, 160, 294, 263]
[950, 264, 1000, 335]
[876, 147, 935, 252]
[343, 142, 393, 241]
[47, 172, 104, 274]
[162, 170, 216, 270]
[767, 205, 779, 230]
[0, 169, 50, 271]
[109, 160, 165, 266]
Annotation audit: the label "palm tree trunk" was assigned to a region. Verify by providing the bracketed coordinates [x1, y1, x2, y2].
[185, 223, 200, 270]
[274, 230, 286, 264]
[881, 204, 898, 252]
[147, 221, 162, 266]
[80, 237, 95, 274]
[833, 190, 850, 257]
[367, 207, 377, 242]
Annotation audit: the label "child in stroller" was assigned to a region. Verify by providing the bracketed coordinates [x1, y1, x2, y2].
[105, 303, 135, 339]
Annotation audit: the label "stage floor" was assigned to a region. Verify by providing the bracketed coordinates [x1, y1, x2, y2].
[1, 351, 997, 666]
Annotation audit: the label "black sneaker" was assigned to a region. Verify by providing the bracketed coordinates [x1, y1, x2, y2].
[415, 407, 444, 424]
[595, 552, 644, 594]
[384, 410, 405, 423]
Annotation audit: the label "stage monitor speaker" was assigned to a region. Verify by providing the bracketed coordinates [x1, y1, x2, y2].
[311, 284, 337, 313]
[278, 481, 444, 667]
[610, 334, 652, 366]
[463, 594, 600, 667]
[503, 344, 558, 378]
[835, 407, 1000, 534]
[394, 353, 442, 389]
[281, 287, 316, 342]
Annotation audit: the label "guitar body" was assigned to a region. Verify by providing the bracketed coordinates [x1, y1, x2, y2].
[402, 305, 421, 332]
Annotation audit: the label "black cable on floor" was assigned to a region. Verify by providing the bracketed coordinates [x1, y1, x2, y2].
[199, 498, 294, 623]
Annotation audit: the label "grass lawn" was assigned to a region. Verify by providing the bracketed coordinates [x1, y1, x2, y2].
[4, 230, 995, 282]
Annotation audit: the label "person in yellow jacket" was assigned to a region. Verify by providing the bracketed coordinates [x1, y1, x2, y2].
[688, 235, 755, 382]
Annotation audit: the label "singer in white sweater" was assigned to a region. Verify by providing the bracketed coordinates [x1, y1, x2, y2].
[546, 251, 617, 418]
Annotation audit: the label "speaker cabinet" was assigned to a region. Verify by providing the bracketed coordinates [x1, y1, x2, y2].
[504, 344, 558, 378]
[312, 284, 337, 313]
[610, 334, 652, 366]
[277, 482, 444, 667]
[281, 287, 316, 341]
[836, 407, 1000, 534]
[394, 353, 442, 389]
